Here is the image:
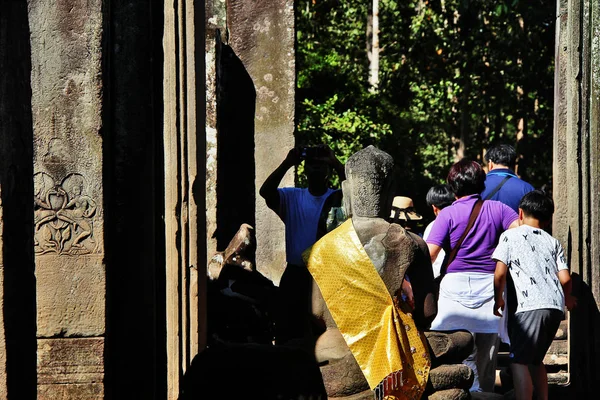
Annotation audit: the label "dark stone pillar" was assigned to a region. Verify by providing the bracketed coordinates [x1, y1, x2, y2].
[103, 1, 166, 399]
[0, 1, 37, 398]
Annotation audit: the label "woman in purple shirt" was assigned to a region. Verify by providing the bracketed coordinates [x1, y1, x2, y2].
[426, 160, 518, 393]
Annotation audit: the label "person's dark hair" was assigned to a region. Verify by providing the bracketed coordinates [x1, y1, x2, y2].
[447, 159, 486, 198]
[484, 144, 517, 168]
[519, 190, 554, 222]
[426, 184, 455, 209]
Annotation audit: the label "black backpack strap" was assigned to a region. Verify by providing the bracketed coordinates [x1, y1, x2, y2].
[484, 175, 512, 200]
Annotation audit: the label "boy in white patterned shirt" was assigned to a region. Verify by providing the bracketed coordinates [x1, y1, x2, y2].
[492, 190, 576, 400]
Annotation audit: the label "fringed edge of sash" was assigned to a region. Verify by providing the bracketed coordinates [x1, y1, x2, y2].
[372, 370, 403, 400]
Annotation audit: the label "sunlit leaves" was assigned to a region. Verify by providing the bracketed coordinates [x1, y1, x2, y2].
[295, 0, 555, 200]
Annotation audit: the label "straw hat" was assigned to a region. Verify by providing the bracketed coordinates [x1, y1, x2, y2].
[390, 196, 422, 221]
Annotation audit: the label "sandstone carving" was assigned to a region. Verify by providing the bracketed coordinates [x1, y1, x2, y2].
[34, 172, 97, 255]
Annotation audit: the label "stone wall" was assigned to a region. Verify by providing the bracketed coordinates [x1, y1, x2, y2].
[2, 0, 295, 397]
[553, 0, 600, 395]
[226, 0, 296, 284]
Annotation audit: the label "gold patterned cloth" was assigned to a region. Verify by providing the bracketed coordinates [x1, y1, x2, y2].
[304, 220, 430, 400]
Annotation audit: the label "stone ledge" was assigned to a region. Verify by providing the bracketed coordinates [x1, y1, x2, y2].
[544, 353, 568, 366]
[547, 372, 569, 385]
[547, 339, 567, 355]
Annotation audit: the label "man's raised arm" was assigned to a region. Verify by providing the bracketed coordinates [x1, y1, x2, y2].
[259, 147, 301, 216]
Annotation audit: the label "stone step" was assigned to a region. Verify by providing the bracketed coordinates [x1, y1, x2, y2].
[555, 319, 568, 340]
[544, 339, 568, 367]
[497, 336, 568, 362]
[497, 346, 568, 367]
[544, 352, 568, 367]
[547, 338, 567, 355]
[494, 319, 569, 393]
[547, 372, 569, 385]
[495, 368, 570, 393]
[495, 339, 569, 395]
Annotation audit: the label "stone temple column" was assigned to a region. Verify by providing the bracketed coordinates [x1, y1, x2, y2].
[553, 0, 600, 394]
[164, 0, 209, 397]
[29, 1, 105, 398]
[226, 0, 296, 285]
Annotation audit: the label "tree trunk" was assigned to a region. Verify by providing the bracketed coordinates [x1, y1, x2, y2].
[367, 0, 379, 91]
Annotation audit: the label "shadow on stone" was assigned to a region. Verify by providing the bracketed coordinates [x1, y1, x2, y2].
[215, 42, 256, 249]
[567, 273, 600, 396]
[102, 1, 167, 398]
[0, 1, 37, 398]
[180, 342, 327, 400]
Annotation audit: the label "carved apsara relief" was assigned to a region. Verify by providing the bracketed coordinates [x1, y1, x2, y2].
[34, 172, 98, 255]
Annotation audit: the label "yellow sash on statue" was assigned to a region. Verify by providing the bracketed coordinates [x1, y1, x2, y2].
[304, 220, 430, 400]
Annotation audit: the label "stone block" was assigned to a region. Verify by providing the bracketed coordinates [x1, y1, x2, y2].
[37, 337, 103, 385]
[544, 352, 569, 366]
[428, 364, 473, 391]
[547, 339, 568, 356]
[554, 319, 568, 340]
[38, 383, 103, 400]
[547, 372, 569, 385]
[36, 255, 105, 337]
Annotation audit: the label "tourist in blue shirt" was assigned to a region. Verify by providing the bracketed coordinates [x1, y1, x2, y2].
[260, 144, 345, 344]
[481, 144, 534, 212]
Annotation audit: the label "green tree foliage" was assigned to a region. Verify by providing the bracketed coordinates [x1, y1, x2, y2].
[296, 0, 556, 221]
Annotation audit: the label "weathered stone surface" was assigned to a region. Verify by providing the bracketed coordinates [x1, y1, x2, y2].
[554, 319, 568, 340]
[38, 384, 103, 400]
[29, 0, 105, 335]
[29, 0, 104, 196]
[425, 331, 474, 367]
[544, 353, 569, 366]
[547, 339, 567, 355]
[37, 338, 103, 385]
[27, 0, 105, 394]
[227, 0, 295, 284]
[36, 255, 105, 337]
[547, 372, 569, 385]
[428, 364, 473, 391]
[344, 146, 395, 218]
[319, 351, 369, 397]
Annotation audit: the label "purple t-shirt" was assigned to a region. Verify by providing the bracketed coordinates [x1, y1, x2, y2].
[426, 194, 518, 274]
